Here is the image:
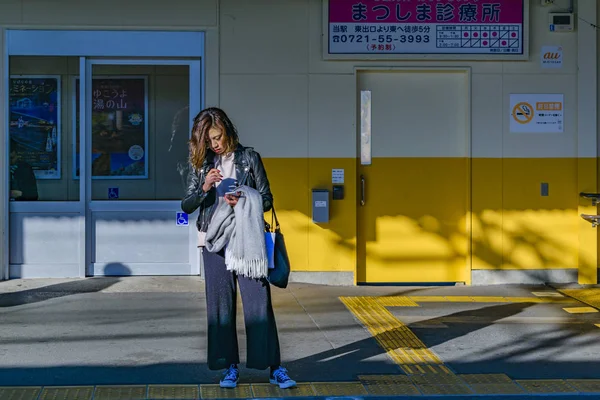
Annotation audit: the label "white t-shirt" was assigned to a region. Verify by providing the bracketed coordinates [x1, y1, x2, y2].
[214, 152, 237, 197]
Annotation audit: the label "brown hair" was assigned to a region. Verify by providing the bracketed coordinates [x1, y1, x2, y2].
[189, 107, 239, 170]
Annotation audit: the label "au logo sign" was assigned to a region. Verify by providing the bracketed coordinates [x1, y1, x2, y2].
[541, 45, 562, 68]
[543, 51, 561, 60]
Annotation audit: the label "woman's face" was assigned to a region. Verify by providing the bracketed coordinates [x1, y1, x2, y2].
[207, 126, 226, 155]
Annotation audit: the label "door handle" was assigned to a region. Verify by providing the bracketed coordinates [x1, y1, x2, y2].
[360, 175, 365, 206]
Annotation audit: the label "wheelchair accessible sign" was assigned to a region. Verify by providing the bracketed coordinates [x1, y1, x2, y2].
[510, 94, 564, 133]
[176, 212, 189, 226]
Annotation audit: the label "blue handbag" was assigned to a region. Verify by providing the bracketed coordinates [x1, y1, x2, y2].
[265, 207, 291, 289]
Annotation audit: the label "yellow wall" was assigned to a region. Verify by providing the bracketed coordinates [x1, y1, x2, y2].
[263, 158, 356, 273]
[472, 159, 582, 273]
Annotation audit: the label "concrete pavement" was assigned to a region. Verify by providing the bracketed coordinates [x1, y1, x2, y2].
[1, 277, 600, 398]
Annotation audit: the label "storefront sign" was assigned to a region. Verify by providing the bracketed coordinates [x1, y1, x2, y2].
[541, 45, 562, 68]
[74, 76, 148, 179]
[9, 76, 61, 179]
[510, 94, 564, 133]
[326, 0, 525, 57]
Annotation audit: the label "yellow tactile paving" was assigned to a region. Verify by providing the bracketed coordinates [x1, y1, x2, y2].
[147, 385, 199, 399]
[0, 387, 41, 400]
[417, 384, 472, 395]
[516, 379, 578, 394]
[567, 379, 600, 393]
[532, 291, 564, 297]
[340, 296, 446, 374]
[310, 382, 369, 397]
[468, 383, 524, 394]
[407, 295, 574, 304]
[94, 386, 146, 400]
[560, 288, 600, 310]
[39, 387, 93, 400]
[563, 306, 598, 314]
[340, 293, 574, 376]
[200, 384, 252, 399]
[459, 374, 513, 384]
[376, 296, 419, 307]
[250, 383, 315, 398]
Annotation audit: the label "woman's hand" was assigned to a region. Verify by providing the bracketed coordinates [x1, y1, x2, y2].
[202, 169, 222, 192]
[224, 193, 240, 207]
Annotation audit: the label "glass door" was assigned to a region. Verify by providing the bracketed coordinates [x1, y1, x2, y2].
[6, 55, 84, 279]
[83, 59, 201, 276]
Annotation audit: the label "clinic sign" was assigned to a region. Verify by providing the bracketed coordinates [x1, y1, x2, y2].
[325, 0, 526, 58]
[510, 94, 564, 133]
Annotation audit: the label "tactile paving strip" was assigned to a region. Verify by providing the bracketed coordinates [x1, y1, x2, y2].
[459, 374, 513, 384]
[200, 384, 253, 399]
[340, 296, 445, 374]
[516, 379, 578, 394]
[376, 296, 419, 307]
[310, 382, 369, 397]
[560, 289, 600, 310]
[95, 386, 146, 400]
[532, 291, 564, 297]
[148, 385, 199, 399]
[417, 384, 472, 395]
[563, 307, 598, 314]
[250, 383, 315, 398]
[358, 375, 420, 396]
[0, 387, 41, 400]
[566, 379, 600, 393]
[410, 373, 463, 386]
[40, 387, 93, 400]
[468, 383, 524, 395]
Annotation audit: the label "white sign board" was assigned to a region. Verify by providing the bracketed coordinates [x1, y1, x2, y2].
[541, 46, 562, 68]
[509, 94, 564, 133]
[332, 169, 344, 184]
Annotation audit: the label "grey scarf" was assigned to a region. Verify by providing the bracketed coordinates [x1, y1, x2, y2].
[204, 185, 268, 279]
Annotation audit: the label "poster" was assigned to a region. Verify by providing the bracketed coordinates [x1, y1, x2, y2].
[541, 45, 562, 68]
[509, 94, 564, 133]
[74, 77, 148, 179]
[327, 0, 525, 56]
[9, 76, 61, 179]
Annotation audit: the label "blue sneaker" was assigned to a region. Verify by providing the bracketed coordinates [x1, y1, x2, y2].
[220, 364, 239, 388]
[270, 367, 296, 389]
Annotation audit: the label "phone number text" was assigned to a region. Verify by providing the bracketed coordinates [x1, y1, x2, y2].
[331, 34, 430, 44]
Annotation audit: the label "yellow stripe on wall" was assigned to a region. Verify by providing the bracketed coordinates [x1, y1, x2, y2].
[263, 158, 356, 273]
[263, 157, 593, 282]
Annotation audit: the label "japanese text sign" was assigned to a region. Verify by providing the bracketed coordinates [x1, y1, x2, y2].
[327, 0, 525, 57]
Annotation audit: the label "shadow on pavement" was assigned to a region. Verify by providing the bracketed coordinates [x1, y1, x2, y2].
[0, 265, 126, 307]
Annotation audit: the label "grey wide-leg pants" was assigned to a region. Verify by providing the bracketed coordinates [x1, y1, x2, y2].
[203, 248, 282, 371]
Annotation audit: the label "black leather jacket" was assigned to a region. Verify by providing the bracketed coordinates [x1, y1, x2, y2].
[181, 144, 273, 232]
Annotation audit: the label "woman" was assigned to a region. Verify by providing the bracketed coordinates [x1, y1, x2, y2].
[181, 107, 296, 389]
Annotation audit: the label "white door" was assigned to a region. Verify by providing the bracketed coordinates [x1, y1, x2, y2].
[357, 70, 471, 284]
